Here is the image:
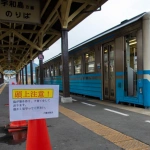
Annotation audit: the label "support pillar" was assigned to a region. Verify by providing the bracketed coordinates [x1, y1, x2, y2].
[61, 28, 72, 103]
[36, 68, 39, 84]
[22, 68, 24, 85]
[16, 73, 18, 83]
[25, 65, 28, 85]
[2, 74, 4, 84]
[20, 70, 21, 84]
[39, 55, 44, 85]
[30, 61, 33, 85]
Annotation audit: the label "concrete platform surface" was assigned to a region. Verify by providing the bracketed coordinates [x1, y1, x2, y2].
[0, 84, 150, 150]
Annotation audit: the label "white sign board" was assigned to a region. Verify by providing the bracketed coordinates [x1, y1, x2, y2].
[9, 85, 59, 121]
[0, 0, 40, 24]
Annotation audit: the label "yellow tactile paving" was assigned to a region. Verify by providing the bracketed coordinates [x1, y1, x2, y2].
[104, 133, 133, 143]
[0, 84, 6, 94]
[115, 140, 150, 150]
[59, 106, 150, 150]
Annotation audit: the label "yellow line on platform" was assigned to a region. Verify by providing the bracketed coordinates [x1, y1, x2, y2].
[59, 106, 150, 150]
[0, 83, 6, 94]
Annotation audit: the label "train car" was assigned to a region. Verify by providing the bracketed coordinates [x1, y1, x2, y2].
[36, 12, 150, 108]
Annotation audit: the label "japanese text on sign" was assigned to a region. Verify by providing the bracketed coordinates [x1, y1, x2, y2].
[0, 0, 40, 24]
[12, 99, 52, 113]
[9, 85, 59, 121]
[13, 89, 54, 99]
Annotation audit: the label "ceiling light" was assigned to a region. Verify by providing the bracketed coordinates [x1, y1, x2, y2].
[86, 54, 89, 58]
[129, 42, 137, 45]
[129, 39, 136, 43]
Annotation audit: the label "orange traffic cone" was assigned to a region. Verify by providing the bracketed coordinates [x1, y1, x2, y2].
[26, 119, 52, 150]
[8, 120, 28, 132]
[11, 130, 27, 144]
[7, 81, 28, 132]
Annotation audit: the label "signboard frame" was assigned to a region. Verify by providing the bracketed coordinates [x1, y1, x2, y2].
[9, 85, 59, 121]
[0, 0, 40, 24]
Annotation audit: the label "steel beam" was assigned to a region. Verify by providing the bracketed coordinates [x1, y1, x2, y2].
[73, 0, 98, 5]
[13, 30, 42, 51]
[0, 45, 30, 48]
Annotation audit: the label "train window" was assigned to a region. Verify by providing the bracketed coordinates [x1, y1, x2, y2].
[74, 56, 82, 74]
[46, 69, 48, 77]
[54, 65, 59, 76]
[69, 61, 72, 74]
[47, 68, 49, 77]
[44, 68, 46, 77]
[125, 35, 137, 97]
[85, 51, 95, 73]
[51, 66, 54, 76]
[59, 64, 62, 75]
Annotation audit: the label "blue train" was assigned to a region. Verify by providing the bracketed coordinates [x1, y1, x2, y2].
[36, 12, 150, 108]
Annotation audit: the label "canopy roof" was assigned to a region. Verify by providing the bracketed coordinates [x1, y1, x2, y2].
[0, 0, 107, 74]
[3, 70, 16, 75]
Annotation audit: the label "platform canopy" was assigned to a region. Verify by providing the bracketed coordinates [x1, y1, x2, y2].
[0, 0, 107, 74]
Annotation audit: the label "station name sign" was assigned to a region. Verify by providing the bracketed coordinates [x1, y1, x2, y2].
[0, 0, 40, 24]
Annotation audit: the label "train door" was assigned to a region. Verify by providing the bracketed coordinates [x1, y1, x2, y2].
[103, 43, 115, 100]
[124, 35, 137, 97]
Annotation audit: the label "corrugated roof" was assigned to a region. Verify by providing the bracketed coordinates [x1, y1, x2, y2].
[3, 70, 16, 75]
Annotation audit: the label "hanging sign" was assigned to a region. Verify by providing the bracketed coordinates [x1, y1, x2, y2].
[38, 53, 44, 60]
[9, 85, 59, 121]
[0, 0, 40, 24]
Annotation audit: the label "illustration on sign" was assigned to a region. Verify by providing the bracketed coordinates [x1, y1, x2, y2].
[9, 85, 59, 121]
[0, 0, 40, 24]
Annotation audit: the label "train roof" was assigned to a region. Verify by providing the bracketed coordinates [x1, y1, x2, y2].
[43, 12, 146, 65]
[69, 12, 146, 51]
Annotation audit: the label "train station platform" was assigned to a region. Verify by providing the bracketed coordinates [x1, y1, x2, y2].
[0, 84, 150, 150]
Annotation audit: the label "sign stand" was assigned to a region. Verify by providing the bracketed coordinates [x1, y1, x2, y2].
[9, 84, 59, 150]
[6, 81, 28, 132]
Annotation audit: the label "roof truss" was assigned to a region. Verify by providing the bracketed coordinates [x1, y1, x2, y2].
[0, 0, 107, 74]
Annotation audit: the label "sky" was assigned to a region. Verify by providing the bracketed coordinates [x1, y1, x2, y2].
[34, 0, 150, 64]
